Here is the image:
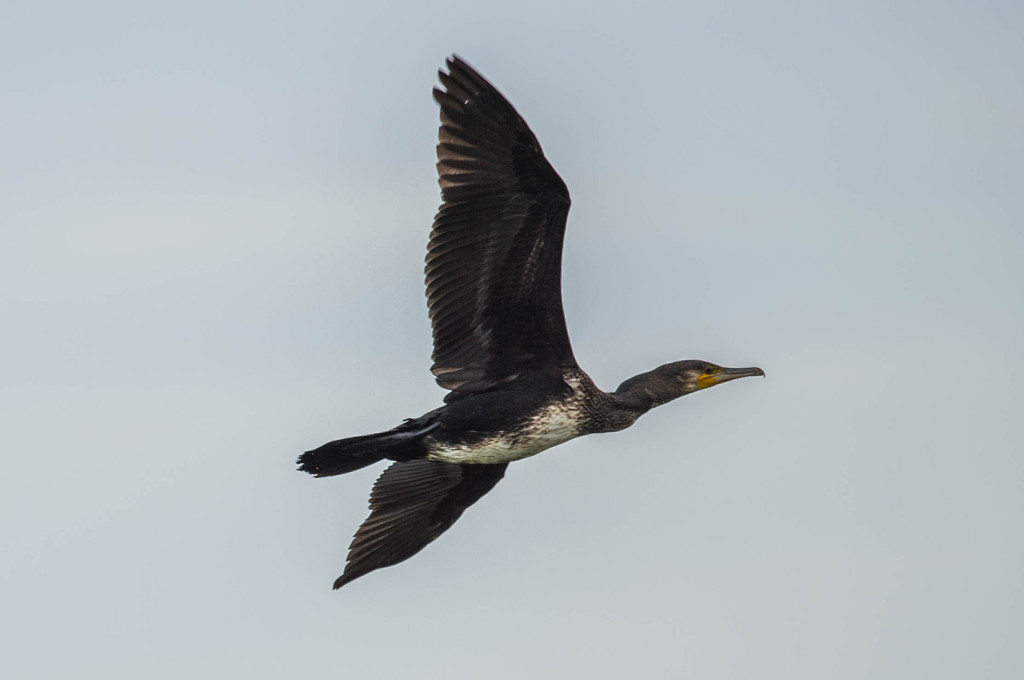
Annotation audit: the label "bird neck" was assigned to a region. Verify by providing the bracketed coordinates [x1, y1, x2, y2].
[609, 370, 692, 414]
[607, 381, 656, 413]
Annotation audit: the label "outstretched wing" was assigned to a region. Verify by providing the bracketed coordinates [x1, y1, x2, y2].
[333, 459, 508, 589]
[427, 56, 576, 398]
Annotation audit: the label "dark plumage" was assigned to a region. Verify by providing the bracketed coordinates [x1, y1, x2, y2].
[298, 56, 764, 589]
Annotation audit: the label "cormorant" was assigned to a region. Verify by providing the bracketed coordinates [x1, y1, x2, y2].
[299, 56, 764, 589]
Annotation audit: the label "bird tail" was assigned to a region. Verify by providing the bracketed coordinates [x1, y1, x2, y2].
[297, 418, 439, 477]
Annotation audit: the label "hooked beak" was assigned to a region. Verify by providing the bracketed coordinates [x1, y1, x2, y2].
[697, 366, 765, 390]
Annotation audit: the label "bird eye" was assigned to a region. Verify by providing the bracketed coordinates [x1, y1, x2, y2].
[703, 364, 715, 374]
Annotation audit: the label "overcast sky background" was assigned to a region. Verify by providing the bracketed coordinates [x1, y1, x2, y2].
[3, 1, 1022, 678]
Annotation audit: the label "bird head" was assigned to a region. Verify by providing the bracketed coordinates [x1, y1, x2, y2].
[670, 360, 766, 394]
[614, 360, 765, 410]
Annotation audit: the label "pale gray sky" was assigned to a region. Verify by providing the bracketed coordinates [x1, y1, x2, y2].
[3, 1, 1022, 678]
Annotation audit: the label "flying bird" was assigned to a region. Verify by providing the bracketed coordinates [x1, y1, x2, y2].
[299, 56, 764, 589]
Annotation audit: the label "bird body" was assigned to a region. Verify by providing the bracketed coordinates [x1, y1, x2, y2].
[424, 365, 639, 465]
[299, 56, 763, 589]
[425, 392, 585, 465]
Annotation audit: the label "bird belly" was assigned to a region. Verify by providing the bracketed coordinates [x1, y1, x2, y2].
[426, 403, 583, 464]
